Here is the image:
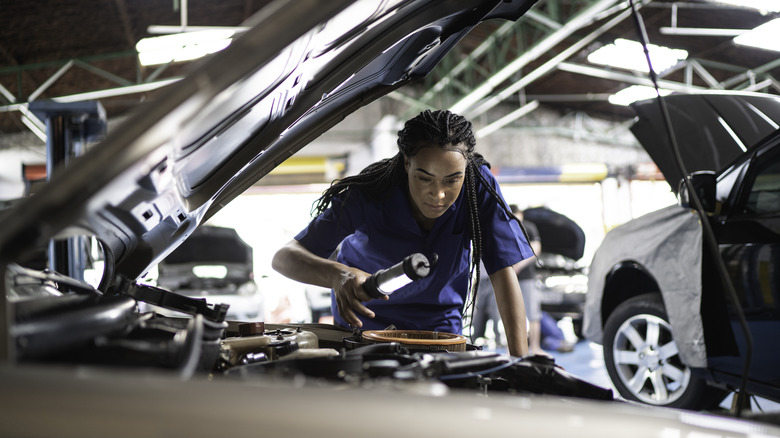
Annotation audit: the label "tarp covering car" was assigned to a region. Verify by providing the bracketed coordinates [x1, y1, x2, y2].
[584, 204, 707, 367]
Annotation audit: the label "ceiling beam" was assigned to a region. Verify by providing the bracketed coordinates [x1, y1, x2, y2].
[476, 100, 539, 138]
[524, 9, 562, 31]
[686, 59, 723, 89]
[450, 0, 622, 115]
[465, 0, 644, 119]
[0, 78, 181, 112]
[721, 58, 780, 89]
[73, 60, 133, 87]
[659, 27, 746, 37]
[557, 62, 707, 92]
[28, 61, 75, 102]
[0, 84, 14, 104]
[418, 21, 516, 104]
[113, 0, 137, 50]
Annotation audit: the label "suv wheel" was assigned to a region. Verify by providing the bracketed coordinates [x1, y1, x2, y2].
[603, 294, 727, 410]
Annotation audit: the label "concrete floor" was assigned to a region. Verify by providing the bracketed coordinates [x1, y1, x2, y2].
[547, 339, 613, 391]
[536, 338, 780, 415]
[480, 316, 780, 416]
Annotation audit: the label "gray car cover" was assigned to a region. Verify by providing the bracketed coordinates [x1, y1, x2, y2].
[583, 204, 707, 368]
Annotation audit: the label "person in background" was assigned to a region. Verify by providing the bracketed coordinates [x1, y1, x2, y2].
[540, 311, 574, 353]
[272, 109, 534, 357]
[471, 261, 504, 347]
[511, 204, 544, 356]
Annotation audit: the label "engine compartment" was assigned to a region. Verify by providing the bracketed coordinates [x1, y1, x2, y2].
[5, 262, 613, 402]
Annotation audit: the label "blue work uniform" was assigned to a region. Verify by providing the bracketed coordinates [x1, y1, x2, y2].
[295, 165, 533, 334]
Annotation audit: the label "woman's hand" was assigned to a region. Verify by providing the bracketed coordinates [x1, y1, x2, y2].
[272, 239, 388, 328]
[331, 267, 388, 328]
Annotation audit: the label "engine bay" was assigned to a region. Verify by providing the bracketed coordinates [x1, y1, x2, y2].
[6, 262, 612, 402]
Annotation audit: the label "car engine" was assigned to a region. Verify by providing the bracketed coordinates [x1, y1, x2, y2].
[7, 262, 612, 402]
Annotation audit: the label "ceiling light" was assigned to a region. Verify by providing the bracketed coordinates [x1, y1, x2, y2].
[734, 18, 780, 52]
[136, 29, 235, 66]
[708, 0, 780, 13]
[587, 39, 688, 74]
[608, 85, 672, 106]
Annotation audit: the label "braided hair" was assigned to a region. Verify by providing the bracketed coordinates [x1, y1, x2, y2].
[313, 109, 528, 320]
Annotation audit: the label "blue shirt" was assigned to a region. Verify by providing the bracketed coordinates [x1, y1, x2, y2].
[295, 164, 533, 334]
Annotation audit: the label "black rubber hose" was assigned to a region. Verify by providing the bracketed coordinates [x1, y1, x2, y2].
[628, 0, 753, 416]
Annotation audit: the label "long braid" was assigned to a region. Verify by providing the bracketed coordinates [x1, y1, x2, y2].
[471, 160, 535, 250]
[463, 158, 483, 320]
[313, 154, 405, 216]
[312, 109, 531, 328]
[463, 153, 536, 328]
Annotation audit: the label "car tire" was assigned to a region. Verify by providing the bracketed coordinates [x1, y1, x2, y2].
[603, 293, 727, 410]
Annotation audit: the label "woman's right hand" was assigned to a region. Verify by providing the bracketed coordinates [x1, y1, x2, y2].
[331, 267, 388, 328]
[272, 240, 388, 328]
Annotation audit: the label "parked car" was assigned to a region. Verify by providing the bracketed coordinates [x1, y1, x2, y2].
[524, 206, 587, 338]
[154, 225, 265, 321]
[2, 1, 780, 436]
[584, 92, 780, 411]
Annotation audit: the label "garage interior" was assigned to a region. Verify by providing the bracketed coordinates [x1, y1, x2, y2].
[1, 0, 780, 414]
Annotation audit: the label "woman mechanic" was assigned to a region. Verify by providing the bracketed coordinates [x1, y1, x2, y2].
[272, 109, 534, 356]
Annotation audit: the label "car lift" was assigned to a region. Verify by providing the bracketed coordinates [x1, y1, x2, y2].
[0, 100, 105, 363]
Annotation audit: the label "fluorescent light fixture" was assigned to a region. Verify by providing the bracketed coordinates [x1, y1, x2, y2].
[708, 0, 780, 13]
[136, 29, 235, 66]
[147, 25, 250, 35]
[587, 39, 688, 73]
[659, 27, 746, 37]
[734, 18, 780, 52]
[192, 265, 228, 279]
[608, 85, 672, 106]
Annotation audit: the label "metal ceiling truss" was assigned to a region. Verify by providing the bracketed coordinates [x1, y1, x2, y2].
[0, 50, 178, 141]
[2, 0, 778, 140]
[0, 0, 180, 137]
[401, 0, 780, 134]
[559, 58, 780, 94]
[405, 0, 629, 119]
[0, 50, 163, 101]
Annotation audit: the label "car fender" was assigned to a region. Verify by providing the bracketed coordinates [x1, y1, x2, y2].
[583, 259, 658, 344]
[584, 205, 708, 368]
[602, 261, 661, 326]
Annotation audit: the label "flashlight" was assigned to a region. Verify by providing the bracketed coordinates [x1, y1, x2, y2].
[363, 253, 437, 299]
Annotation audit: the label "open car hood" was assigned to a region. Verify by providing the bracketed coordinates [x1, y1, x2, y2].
[523, 207, 585, 261]
[0, 0, 536, 283]
[630, 93, 780, 193]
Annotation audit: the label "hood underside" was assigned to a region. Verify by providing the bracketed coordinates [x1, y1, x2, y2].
[0, 0, 536, 283]
[630, 93, 780, 193]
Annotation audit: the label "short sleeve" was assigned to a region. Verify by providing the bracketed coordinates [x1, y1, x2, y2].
[476, 166, 533, 274]
[294, 190, 364, 259]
